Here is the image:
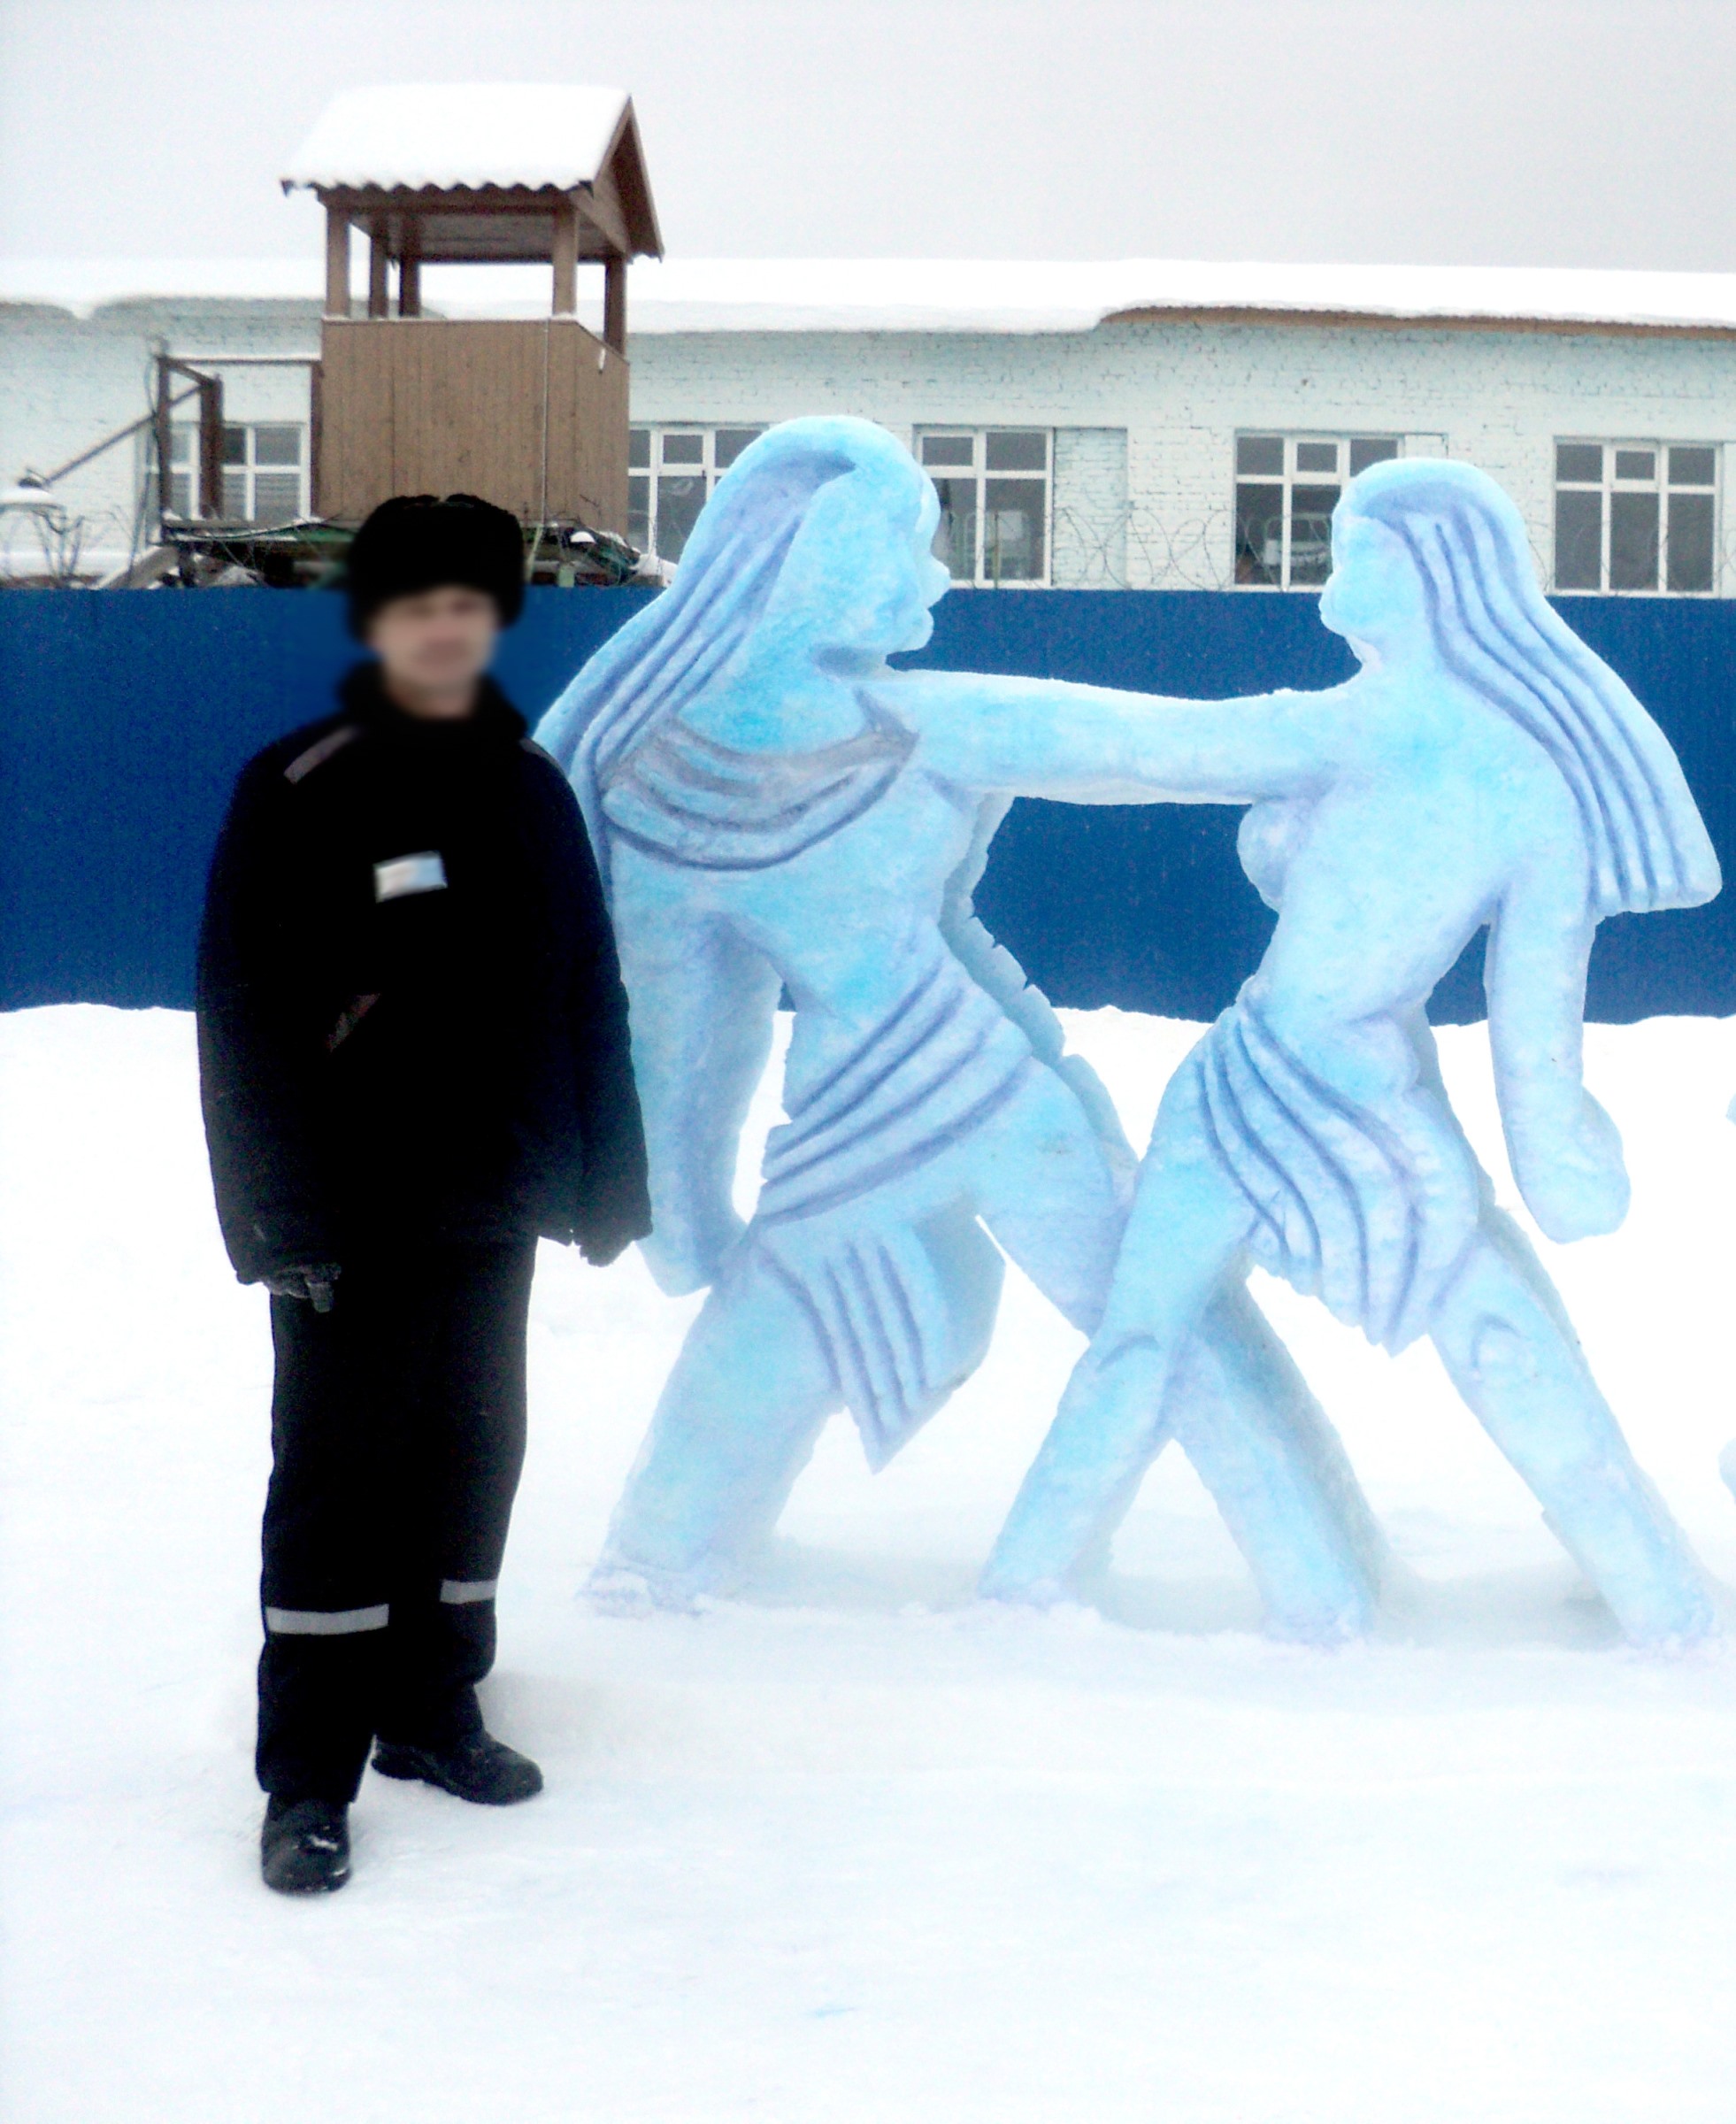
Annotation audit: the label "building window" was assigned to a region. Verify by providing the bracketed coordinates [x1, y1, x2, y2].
[222, 425, 307, 522]
[1554, 442, 1718, 594]
[1233, 434, 1400, 588]
[146, 422, 309, 521]
[917, 429, 1051, 585]
[628, 426, 766, 562]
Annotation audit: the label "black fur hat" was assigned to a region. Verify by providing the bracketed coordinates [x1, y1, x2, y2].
[344, 493, 526, 635]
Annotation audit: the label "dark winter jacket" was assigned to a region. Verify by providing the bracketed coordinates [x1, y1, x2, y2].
[196, 663, 651, 1282]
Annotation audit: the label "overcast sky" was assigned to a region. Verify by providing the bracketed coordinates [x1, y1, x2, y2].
[2, 0, 1732, 270]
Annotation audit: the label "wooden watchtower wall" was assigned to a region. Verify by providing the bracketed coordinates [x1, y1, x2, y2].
[317, 314, 629, 527]
[287, 88, 661, 535]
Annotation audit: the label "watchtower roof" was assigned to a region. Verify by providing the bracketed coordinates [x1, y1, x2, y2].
[282, 84, 662, 261]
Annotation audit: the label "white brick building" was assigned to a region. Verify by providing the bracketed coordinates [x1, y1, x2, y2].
[4, 257, 1732, 592]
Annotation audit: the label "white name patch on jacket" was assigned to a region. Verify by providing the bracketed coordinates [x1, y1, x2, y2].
[373, 851, 448, 902]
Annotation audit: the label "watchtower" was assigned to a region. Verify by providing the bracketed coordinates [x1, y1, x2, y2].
[283, 84, 661, 532]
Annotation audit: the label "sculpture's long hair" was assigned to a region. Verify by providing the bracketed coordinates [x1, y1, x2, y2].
[536, 418, 926, 884]
[1345, 458, 1719, 916]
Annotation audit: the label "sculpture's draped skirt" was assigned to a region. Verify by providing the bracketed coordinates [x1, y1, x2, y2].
[588, 697, 1038, 1466]
[750, 954, 1039, 1467]
[1187, 992, 1480, 1352]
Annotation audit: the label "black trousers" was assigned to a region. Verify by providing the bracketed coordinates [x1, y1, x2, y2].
[257, 1239, 537, 1804]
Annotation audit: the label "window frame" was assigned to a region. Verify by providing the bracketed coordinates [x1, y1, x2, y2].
[1233, 433, 1402, 590]
[1552, 439, 1720, 596]
[145, 420, 310, 523]
[220, 422, 309, 525]
[628, 424, 767, 563]
[914, 427, 1054, 588]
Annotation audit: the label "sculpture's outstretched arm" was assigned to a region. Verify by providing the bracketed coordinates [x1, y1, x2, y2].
[1485, 861, 1629, 1243]
[887, 670, 1343, 805]
[616, 898, 782, 1297]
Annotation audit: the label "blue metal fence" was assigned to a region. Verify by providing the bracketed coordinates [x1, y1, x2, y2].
[3, 586, 1731, 1020]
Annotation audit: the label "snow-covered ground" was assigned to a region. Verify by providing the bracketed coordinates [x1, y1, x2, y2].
[3, 1004, 1735, 2124]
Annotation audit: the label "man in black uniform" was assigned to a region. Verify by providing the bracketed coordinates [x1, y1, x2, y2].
[197, 495, 650, 1897]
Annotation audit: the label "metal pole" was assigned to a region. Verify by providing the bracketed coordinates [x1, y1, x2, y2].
[197, 372, 225, 519]
[309, 359, 323, 517]
[153, 350, 174, 535]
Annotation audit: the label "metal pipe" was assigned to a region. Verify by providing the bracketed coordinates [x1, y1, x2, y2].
[196, 373, 225, 519]
[38, 389, 197, 487]
[153, 355, 174, 535]
[164, 352, 320, 366]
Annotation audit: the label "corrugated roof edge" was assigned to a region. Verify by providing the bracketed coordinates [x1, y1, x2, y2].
[280, 84, 633, 194]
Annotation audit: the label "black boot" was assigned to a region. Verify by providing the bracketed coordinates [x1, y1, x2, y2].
[372, 1730, 543, 1805]
[261, 1797, 351, 1895]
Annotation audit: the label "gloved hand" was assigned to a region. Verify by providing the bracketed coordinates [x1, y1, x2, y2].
[263, 1263, 343, 1312]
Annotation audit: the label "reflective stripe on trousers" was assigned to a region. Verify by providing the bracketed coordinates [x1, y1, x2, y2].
[265, 1603, 390, 1636]
[265, 1583, 496, 1630]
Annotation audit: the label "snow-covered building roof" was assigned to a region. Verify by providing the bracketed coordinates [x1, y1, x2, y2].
[4, 255, 1734, 337]
[280, 84, 634, 195]
[617, 258, 1736, 336]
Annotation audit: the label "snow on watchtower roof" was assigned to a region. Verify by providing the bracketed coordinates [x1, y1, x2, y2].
[282, 85, 662, 266]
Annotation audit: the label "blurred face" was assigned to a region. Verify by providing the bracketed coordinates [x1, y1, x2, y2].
[365, 584, 500, 713]
[1318, 509, 1428, 652]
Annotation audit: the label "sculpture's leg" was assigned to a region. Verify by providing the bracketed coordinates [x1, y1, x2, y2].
[981, 1289, 1379, 1642]
[974, 1066, 1211, 1603]
[966, 1067, 1130, 1337]
[1175, 1287, 1387, 1640]
[1428, 1214, 1716, 1647]
[589, 1253, 841, 1608]
[979, 1065, 1380, 1640]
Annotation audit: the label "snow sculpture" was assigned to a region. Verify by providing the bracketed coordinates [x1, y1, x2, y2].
[539, 416, 1385, 1639]
[984, 458, 1721, 1647]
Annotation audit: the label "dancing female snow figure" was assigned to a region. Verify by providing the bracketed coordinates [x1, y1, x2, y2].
[537, 417, 1385, 1636]
[984, 458, 1721, 1647]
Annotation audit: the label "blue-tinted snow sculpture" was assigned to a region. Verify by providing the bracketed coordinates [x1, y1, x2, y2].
[983, 457, 1722, 1646]
[538, 416, 1384, 1640]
